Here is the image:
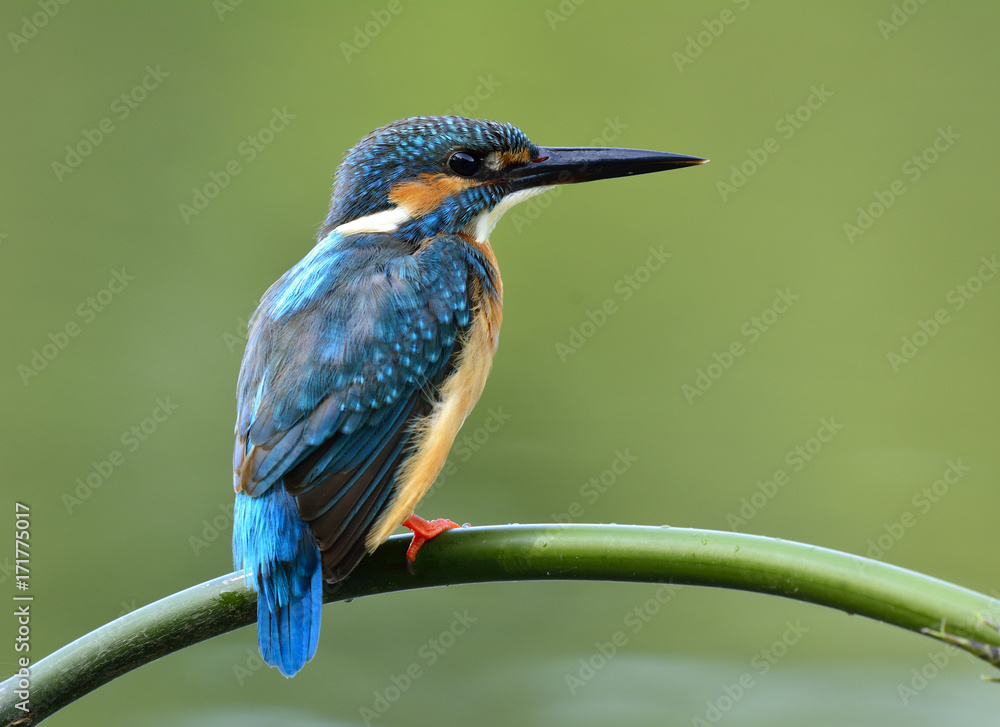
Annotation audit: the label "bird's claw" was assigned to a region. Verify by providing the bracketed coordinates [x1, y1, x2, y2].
[402, 514, 461, 570]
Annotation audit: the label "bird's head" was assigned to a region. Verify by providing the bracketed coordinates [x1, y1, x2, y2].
[321, 115, 705, 243]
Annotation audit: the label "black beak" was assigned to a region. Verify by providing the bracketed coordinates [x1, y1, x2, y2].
[508, 146, 707, 190]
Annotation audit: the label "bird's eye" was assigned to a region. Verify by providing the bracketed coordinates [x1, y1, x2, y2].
[448, 151, 481, 177]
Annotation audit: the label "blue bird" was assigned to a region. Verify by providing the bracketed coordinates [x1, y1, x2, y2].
[232, 116, 705, 676]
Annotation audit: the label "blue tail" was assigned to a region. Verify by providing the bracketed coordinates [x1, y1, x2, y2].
[233, 488, 322, 677]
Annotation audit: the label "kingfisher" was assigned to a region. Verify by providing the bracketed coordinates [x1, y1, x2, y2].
[232, 115, 705, 677]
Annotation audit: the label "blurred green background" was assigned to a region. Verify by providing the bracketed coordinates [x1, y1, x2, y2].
[2, 2, 999, 725]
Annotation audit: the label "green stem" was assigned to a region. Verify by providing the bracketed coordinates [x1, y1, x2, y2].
[3, 525, 999, 725]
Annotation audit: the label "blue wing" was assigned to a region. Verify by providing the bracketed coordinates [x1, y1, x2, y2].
[234, 231, 487, 579]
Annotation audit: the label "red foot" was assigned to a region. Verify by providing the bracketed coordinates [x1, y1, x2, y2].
[402, 514, 460, 563]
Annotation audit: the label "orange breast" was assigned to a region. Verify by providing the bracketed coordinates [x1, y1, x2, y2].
[366, 267, 502, 550]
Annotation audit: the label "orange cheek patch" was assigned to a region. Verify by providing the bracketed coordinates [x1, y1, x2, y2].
[389, 173, 477, 216]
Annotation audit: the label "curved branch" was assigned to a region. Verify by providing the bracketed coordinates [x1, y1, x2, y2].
[3, 525, 999, 725]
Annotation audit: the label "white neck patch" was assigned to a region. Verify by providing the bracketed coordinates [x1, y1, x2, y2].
[333, 206, 412, 236]
[332, 186, 554, 243]
[465, 186, 554, 243]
